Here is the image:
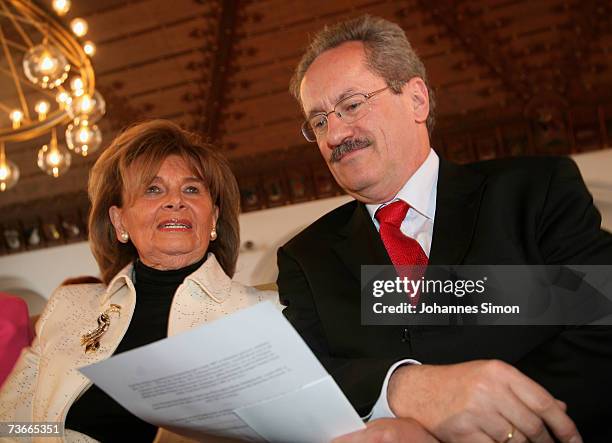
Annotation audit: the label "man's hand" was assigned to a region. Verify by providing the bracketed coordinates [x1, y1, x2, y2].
[388, 360, 582, 443]
[332, 418, 438, 443]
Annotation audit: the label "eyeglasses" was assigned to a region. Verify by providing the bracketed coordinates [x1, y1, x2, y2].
[301, 86, 389, 142]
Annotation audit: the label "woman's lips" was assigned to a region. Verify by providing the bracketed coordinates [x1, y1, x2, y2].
[158, 219, 192, 231]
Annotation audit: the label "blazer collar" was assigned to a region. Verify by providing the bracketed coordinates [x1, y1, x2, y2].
[333, 202, 391, 282]
[100, 253, 232, 305]
[101, 263, 134, 306]
[184, 253, 232, 303]
[429, 158, 486, 265]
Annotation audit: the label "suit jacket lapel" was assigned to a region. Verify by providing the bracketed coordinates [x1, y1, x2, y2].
[429, 158, 486, 265]
[333, 202, 391, 282]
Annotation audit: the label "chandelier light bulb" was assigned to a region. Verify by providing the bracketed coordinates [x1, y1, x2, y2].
[48, 150, 61, 166]
[39, 54, 57, 73]
[52, 0, 71, 16]
[35, 100, 51, 120]
[0, 143, 20, 191]
[23, 44, 70, 88]
[70, 18, 88, 37]
[9, 109, 24, 129]
[0, 161, 20, 191]
[56, 91, 72, 108]
[66, 119, 102, 156]
[37, 131, 71, 177]
[78, 127, 90, 143]
[81, 95, 93, 113]
[70, 76, 84, 96]
[83, 41, 96, 56]
[67, 90, 106, 123]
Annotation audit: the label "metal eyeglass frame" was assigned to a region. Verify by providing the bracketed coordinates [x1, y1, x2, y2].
[300, 86, 389, 142]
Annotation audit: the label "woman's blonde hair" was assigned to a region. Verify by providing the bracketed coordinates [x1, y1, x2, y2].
[88, 120, 240, 284]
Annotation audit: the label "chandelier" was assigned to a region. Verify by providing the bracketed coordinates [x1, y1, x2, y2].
[0, 0, 105, 191]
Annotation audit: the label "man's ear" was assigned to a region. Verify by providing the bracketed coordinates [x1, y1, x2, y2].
[108, 206, 125, 241]
[405, 77, 430, 124]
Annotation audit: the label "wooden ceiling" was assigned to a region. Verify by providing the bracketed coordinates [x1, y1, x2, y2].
[1, 0, 611, 254]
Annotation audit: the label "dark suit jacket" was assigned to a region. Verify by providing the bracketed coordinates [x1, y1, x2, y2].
[277, 156, 612, 441]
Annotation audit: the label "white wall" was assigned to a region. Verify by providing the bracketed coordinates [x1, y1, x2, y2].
[234, 195, 351, 285]
[0, 242, 98, 314]
[1, 150, 610, 313]
[570, 149, 612, 232]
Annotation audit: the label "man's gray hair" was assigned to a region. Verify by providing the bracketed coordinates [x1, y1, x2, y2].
[290, 15, 436, 134]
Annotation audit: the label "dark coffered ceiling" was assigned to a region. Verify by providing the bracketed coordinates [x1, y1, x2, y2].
[1, 0, 611, 254]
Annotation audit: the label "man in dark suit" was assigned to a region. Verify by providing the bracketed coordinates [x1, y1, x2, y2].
[278, 15, 612, 443]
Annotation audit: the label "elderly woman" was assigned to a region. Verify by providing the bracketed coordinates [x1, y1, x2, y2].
[0, 120, 276, 443]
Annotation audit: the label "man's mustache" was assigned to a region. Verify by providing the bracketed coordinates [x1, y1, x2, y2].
[330, 138, 372, 163]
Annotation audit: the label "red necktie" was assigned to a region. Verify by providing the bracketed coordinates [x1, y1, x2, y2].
[375, 200, 428, 304]
[375, 200, 428, 266]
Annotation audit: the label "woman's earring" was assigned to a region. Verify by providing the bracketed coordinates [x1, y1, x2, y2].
[120, 231, 129, 242]
[210, 227, 217, 241]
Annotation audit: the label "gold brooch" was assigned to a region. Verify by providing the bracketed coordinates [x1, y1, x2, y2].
[81, 304, 121, 354]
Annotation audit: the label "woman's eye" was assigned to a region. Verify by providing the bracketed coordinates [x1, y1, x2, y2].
[184, 186, 200, 193]
[145, 185, 161, 194]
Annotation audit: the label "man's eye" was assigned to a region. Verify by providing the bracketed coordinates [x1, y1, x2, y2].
[344, 100, 364, 113]
[311, 116, 327, 130]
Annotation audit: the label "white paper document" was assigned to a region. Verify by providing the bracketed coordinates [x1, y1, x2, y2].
[79, 301, 365, 442]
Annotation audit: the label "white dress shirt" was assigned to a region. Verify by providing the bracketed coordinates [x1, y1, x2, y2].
[364, 148, 440, 420]
[365, 148, 438, 255]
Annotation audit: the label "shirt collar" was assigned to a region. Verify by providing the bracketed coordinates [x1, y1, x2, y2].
[366, 148, 439, 221]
